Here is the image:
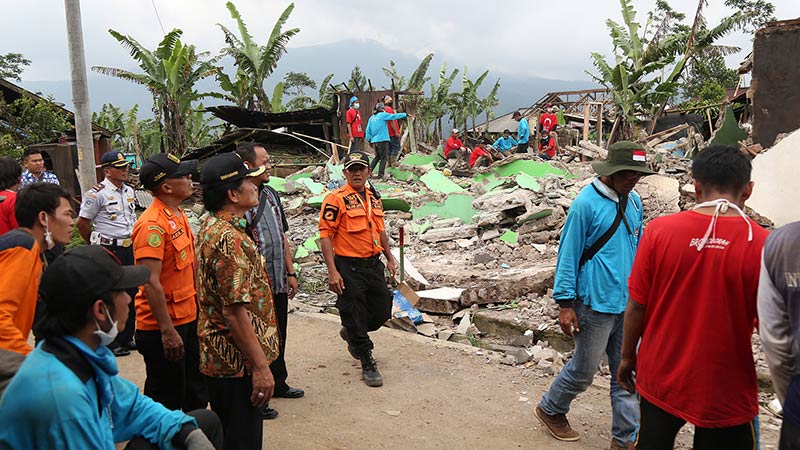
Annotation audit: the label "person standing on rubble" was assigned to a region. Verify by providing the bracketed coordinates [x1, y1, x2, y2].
[382, 95, 403, 167]
[365, 103, 408, 179]
[535, 141, 654, 450]
[345, 96, 364, 158]
[512, 111, 530, 154]
[235, 142, 304, 421]
[759, 220, 800, 449]
[618, 145, 768, 450]
[319, 151, 397, 388]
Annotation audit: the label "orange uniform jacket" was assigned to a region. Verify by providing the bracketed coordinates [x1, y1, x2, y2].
[0, 230, 42, 355]
[132, 197, 197, 331]
[319, 183, 385, 258]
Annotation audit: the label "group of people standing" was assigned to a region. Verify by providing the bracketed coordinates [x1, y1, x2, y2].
[344, 95, 410, 178]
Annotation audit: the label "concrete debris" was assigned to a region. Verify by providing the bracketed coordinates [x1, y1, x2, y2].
[748, 128, 800, 227]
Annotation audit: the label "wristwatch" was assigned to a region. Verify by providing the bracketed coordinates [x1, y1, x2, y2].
[287, 272, 297, 278]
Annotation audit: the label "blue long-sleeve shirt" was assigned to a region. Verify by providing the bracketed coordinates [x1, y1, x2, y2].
[0, 337, 195, 450]
[553, 178, 643, 314]
[516, 117, 530, 144]
[365, 111, 407, 144]
[493, 136, 517, 153]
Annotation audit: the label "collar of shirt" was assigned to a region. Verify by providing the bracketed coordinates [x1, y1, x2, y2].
[214, 209, 247, 231]
[101, 178, 125, 193]
[592, 177, 622, 203]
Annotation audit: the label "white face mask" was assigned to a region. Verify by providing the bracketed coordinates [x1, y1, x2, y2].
[43, 215, 55, 250]
[94, 308, 119, 347]
[353, 103, 360, 109]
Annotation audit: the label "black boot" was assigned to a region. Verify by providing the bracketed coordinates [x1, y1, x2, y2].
[359, 351, 383, 387]
[339, 327, 359, 359]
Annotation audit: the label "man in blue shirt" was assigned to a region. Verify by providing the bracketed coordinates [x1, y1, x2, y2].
[365, 102, 408, 179]
[534, 141, 654, 450]
[512, 111, 530, 154]
[493, 129, 517, 155]
[19, 148, 59, 187]
[0, 245, 222, 450]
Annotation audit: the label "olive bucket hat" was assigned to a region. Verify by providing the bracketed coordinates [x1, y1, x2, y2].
[592, 141, 657, 177]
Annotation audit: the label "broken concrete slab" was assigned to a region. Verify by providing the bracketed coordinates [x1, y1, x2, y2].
[499, 230, 518, 246]
[401, 153, 441, 167]
[515, 173, 542, 192]
[517, 206, 565, 234]
[390, 248, 430, 287]
[516, 206, 553, 225]
[420, 169, 466, 194]
[420, 224, 478, 243]
[416, 287, 466, 314]
[637, 174, 680, 217]
[472, 188, 534, 212]
[749, 128, 800, 227]
[412, 193, 478, 225]
[473, 211, 506, 228]
[267, 176, 287, 193]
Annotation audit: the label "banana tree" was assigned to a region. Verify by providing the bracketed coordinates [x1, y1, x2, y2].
[419, 63, 459, 142]
[218, 2, 299, 112]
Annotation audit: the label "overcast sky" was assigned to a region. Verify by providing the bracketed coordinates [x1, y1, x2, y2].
[4, 0, 800, 82]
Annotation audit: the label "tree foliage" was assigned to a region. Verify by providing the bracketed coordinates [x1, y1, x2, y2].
[218, 1, 299, 112]
[724, 0, 776, 33]
[283, 71, 316, 110]
[0, 53, 31, 82]
[347, 65, 367, 92]
[0, 94, 70, 158]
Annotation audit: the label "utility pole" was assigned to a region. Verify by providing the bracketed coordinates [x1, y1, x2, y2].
[64, 0, 97, 193]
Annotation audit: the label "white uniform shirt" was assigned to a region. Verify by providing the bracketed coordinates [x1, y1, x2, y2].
[79, 178, 136, 239]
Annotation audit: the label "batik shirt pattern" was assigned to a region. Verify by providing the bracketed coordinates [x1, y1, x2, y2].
[196, 210, 280, 378]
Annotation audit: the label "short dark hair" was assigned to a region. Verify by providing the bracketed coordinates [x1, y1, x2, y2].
[0, 157, 22, 190]
[202, 178, 244, 213]
[512, 111, 521, 118]
[691, 145, 752, 194]
[21, 148, 42, 162]
[503, 129, 511, 134]
[15, 182, 70, 228]
[35, 290, 117, 339]
[234, 142, 266, 166]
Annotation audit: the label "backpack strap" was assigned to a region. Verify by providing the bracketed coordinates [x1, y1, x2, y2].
[579, 184, 627, 268]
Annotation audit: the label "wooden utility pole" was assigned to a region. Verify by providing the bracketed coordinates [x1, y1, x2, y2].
[64, 0, 97, 192]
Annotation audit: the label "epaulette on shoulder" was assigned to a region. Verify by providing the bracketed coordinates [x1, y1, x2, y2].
[91, 184, 104, 192]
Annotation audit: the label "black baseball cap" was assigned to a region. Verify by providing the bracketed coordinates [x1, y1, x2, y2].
[39, 246, 150, 314]
[200, 152, 265, 187]
[343, 151, 370, 170]
[99, 151, 130, 168]
[139, 153, 198, 190]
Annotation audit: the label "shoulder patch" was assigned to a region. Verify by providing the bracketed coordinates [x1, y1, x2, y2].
[370, 196, 382, 210]
[147, 225, 166, 234]
[147, 232, 163, 248]
[323, 204, 339, 222]
[91, 184, 103, 192]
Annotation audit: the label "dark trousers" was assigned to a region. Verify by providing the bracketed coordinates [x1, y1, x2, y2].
[206, 375, 262, 450]
[781, 417, 800, 450]
[516, 142, 529, 153]
[125, 408, 224, 450]
[136, 320, 208, 412]
[369, 141, 389, 176]
[347, 138, 363, 158]
[334, 255, 392, 355]
[270, 292, 289, 394]
[103, 244, 137, 348]
[388, 135, 401, 156]
[474, 156, 490, 168]
[635, 396, 758, 450]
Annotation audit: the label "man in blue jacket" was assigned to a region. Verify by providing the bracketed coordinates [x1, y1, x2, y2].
[0, 245, 222, 450]
[493, 129, 517, 155]
[365, 102, 408, 179]
[512, 111, 530, 153]
[534, 141, 654, 450]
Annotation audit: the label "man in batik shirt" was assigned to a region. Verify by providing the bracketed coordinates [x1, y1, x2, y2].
[196, 152, 280, 450]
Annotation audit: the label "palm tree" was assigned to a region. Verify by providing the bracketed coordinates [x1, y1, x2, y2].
[92, 29, 219, 155]
[218, 2, 299, 112]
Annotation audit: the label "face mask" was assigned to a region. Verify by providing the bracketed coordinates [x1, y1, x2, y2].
[43, 215, 55, 250]
[692, 199, 753, 251]
[94, 308, 119, 347]
[353, 103, 360, 109]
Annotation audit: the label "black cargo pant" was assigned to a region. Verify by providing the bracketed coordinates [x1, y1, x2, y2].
[103, 243, 137, 348]
[369, 141, 390, 177]
[205, 375, 262, 450]
[136, 320, 208, 412]
[270, 292, 290, 394]
[334, 255, 392, 356]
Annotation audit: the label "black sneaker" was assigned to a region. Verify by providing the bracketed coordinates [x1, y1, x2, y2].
[360, 351, 383, 387]
[339, 327, 358, 359]
[262, 406, 279, 420]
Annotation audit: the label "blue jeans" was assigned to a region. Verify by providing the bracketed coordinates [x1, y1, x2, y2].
[539, 301, 638, 443]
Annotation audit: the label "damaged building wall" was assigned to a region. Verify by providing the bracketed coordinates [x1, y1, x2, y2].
[752, 19, 800, 148]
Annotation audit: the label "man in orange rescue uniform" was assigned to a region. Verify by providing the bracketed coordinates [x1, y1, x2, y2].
[319, 151, 397, 388]
[132, 153, 208, 411]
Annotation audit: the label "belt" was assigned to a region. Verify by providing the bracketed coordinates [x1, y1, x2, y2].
[100, 236, 132, 247]
[335, 254, 381, 267]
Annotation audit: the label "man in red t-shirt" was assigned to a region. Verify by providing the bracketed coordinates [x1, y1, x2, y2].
[444, 129, 468, 164]
[469, 143, 493, 168]
[619, 145, 769, 450]
[0, 158, 21, 236]
[539, 106, 558, 134]
[537, 132, 558, 160]
[345, 96, 364, 159]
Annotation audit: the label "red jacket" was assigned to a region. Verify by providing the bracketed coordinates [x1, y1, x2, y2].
[445, 136, 464, 157]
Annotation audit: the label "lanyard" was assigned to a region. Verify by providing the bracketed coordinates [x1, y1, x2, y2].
[354, 192, 379, 248]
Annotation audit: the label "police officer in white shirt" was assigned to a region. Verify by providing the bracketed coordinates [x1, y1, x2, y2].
[76, 151, 138, 356]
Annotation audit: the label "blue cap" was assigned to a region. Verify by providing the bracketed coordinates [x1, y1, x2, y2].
[100, 151, 130, 168]
[349, 96, 358, 106]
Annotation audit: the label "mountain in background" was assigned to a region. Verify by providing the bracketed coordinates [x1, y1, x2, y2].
[19, 39, 597, 124]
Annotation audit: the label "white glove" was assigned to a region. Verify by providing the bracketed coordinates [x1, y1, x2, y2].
[184, 429, 215, 450]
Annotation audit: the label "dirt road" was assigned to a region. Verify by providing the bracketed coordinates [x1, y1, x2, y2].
[118, 312, 781, 450]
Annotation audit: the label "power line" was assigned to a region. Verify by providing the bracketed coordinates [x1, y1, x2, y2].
[151, 0, 166, 34]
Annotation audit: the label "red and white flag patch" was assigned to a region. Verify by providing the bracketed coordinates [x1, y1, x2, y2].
[632, 149, 646, 162]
